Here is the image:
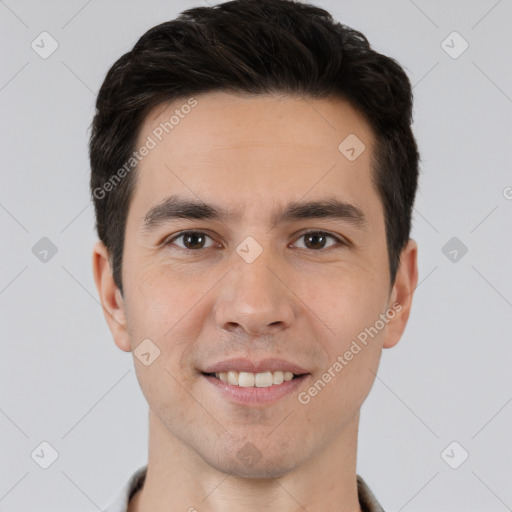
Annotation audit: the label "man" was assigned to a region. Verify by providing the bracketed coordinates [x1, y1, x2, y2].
[90, 0, 419, 510]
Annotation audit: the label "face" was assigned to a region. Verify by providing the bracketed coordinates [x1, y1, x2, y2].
[93, 91, 417, 478]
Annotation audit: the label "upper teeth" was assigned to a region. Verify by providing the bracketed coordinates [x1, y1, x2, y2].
[214, 370, 295, 387]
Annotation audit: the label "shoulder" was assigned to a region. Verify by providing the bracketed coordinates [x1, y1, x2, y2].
[104, 465, 148, 512]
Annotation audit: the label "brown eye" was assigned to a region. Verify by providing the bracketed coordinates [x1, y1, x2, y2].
[166, 231, 215, 251]
[292, 231, 343, 250]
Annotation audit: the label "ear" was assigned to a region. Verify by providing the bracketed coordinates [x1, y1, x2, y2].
[382, 239, 418, 349]
[92, 241, 132, 352]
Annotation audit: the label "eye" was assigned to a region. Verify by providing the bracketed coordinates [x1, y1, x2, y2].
[163, 229, 347, 253]
[164, 231, 217, 251]
[291, 230, 345, 251]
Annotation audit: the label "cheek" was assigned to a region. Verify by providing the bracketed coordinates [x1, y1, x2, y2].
[299, 304, 385, 427]
[308, 262, 388, 332]
[133, 358, 201, 438]
[124, 262, 208, 336]
[304, 267, 388, 391]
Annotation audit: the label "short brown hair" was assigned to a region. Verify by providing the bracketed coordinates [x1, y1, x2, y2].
[89, 0, 419, 294]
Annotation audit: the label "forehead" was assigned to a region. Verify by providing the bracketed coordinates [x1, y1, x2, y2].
[130, 91, 380, 225]
[142, 91, 373, 159]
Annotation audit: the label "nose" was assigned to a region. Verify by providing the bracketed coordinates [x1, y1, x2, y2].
[214, 246, 295, 337]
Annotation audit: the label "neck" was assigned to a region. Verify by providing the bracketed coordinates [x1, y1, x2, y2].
[129, 411, 362, 512]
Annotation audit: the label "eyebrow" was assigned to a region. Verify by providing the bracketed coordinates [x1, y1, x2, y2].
[142, 194, 368, 233]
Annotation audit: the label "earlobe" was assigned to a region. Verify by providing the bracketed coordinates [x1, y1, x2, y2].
[382, 239, 418, 349]
[92, 241, 132, 352]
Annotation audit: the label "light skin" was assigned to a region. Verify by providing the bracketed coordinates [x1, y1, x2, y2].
[93, 91, 418, 512]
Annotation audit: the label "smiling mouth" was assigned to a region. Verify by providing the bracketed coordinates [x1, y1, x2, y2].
[202, 370, 306, 387]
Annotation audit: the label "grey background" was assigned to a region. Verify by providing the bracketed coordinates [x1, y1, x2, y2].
[1, 0, 511, 510]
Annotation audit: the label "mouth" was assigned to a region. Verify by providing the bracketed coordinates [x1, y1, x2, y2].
[199, 357, 311, 405]
[200, 369, 310, 405]
[201, 370, 307, 387]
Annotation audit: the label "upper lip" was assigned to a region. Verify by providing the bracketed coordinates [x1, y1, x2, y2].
[202, 358, 309, 375]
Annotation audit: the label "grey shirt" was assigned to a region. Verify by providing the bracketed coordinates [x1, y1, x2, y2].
[105, 465, 385, 512]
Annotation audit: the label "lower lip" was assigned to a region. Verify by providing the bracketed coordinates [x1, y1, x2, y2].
[201, 373, 309, 405]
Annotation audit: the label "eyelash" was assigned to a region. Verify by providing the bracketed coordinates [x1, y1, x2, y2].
[163, 230, 347, 253]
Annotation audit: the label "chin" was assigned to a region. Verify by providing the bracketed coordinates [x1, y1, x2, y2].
[217, 458, 298, 480]
[202, 439, 302, 480]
